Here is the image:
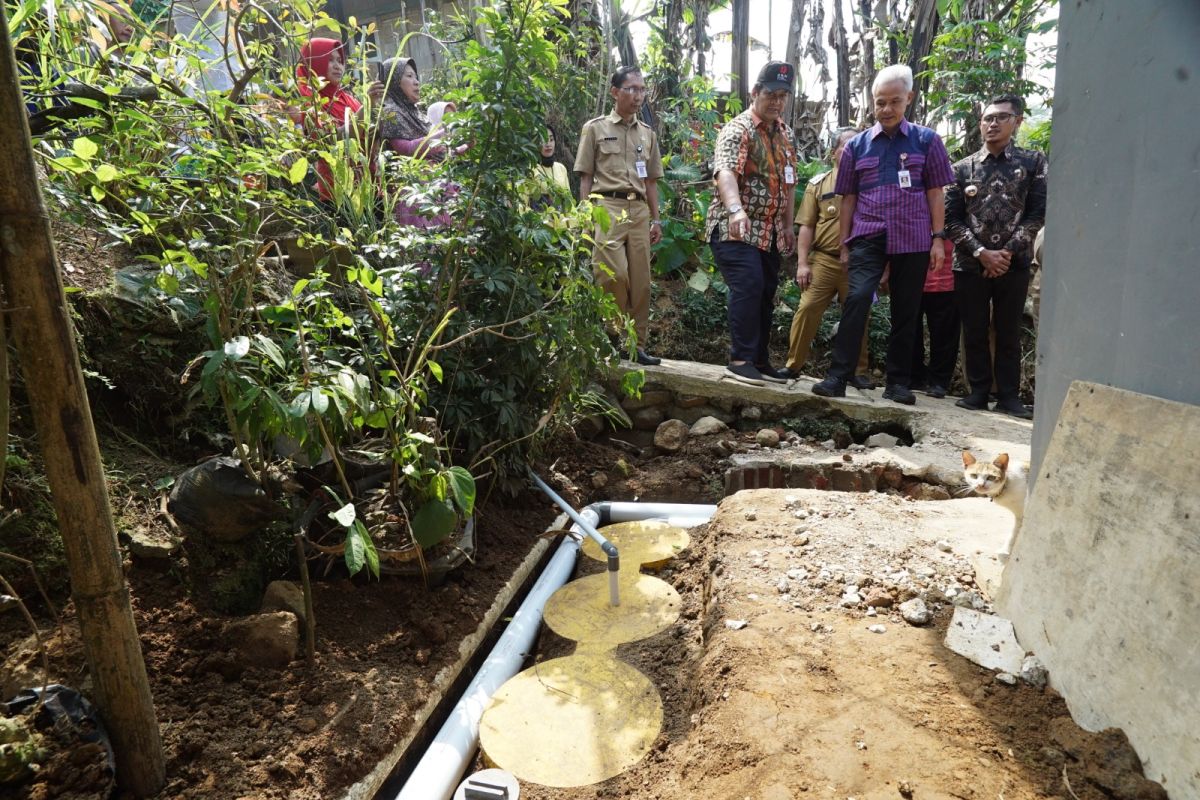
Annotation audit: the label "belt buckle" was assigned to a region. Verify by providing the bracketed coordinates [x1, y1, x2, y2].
[626, 192, 638, 201]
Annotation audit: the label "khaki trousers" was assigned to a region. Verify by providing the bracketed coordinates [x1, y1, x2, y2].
[785, 253, 870, 374]
[593, 197, 651, 341]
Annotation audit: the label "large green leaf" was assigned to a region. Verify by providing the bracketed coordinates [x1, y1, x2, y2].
[344, 523, 365, 575]
[356, 520, 379, 578]
[73, 137, 98, 161]
[287, 157, 309, 185]
[446, 466, 476, 515]
[411, 499, 457, 549]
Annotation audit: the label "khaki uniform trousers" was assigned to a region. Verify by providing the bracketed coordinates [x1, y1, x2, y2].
[786, 252, 870, 374]
[593, 197, 651, 341]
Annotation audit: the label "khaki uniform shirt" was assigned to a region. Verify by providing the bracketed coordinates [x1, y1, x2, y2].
[573, 111, 663, 195]
[797, 167, 841, 266]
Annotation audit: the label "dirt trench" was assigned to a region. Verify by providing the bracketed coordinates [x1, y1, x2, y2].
[500, 488, 1164, 800]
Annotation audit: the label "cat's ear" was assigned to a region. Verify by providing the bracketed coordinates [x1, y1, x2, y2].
[962, 451, 976, 467]
[994, 453, 1010, 471]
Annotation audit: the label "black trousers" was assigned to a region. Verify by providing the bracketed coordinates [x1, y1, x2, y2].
[911, 290, 961, 389]
[829, 234, 928, 386]
[711, 233, 781, 364]
[955, 268, 1030, 400]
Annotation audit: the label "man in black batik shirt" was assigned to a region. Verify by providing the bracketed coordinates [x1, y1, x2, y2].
[945, 93, 1047, 419]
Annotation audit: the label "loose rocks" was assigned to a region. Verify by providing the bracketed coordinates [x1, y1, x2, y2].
[226, 611, 299, 669]
[755, 428, 780, 448]
[899, 597, 932, 626]
[653, 418, 689, 451]
[261, 581, 307, 624]
[690, 416, 728, 436]
[864, 588, 894, 608]
[1020, 655, 1048, 688]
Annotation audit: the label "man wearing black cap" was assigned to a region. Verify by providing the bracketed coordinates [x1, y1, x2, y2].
[705, 61, 798, 386]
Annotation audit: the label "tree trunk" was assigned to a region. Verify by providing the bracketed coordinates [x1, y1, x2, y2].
[784, 0, 810, 129]
[0, 10, 165, 798]
[731, 0, 750, 107]
[859, 0, 877, 114]
[694, 0, 708, 79]
[833, 0, 851, 127]
[906, 0, 940, 120]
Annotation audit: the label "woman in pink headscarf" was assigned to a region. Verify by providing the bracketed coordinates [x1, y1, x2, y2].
[296, 37, 384, 202]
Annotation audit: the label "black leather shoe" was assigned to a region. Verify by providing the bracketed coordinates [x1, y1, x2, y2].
[926, 385, 947, 399]
[956, 392, 989, 411]
[776, 367, 801, 381]
[811, 377, 846, 398]
[635, 349, 661, 366]
[848, 375, 877, 391]
[882, 384, 917, 405]
[994, 396, 1034, 419]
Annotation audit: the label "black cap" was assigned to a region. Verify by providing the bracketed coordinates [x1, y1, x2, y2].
[756, 61, 795, 92]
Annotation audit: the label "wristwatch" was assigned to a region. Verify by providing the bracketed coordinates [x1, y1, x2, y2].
[972, 245, 985, 258]
[930, 230, 946, 239]
[728, 203, 744, 215]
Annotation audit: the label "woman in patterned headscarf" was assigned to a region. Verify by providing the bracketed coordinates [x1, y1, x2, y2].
[377, 57, 448, 161]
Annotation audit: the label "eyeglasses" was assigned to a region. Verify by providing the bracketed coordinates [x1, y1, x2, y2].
[618, 86, 648, 96]
[982, 112, 1017, 124]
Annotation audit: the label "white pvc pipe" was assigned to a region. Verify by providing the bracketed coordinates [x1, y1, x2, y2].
[394, 501, 716, 800]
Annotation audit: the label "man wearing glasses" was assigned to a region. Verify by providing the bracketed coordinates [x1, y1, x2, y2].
[575, 66, 664, 366]
[945, 94, 1047, 419]
[706, 61, 798, 386]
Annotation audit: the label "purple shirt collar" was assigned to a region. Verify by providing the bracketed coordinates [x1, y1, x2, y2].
[869, 118, 912, 139]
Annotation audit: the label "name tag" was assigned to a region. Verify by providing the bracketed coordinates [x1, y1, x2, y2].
[635, 160, 648, 178]
[784, 165, 795, 184]
[898, 169, 912, 188]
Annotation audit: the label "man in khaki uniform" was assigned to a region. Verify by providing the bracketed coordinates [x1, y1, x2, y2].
[782, 128, 875, 388]
[574, 65, 664, 365]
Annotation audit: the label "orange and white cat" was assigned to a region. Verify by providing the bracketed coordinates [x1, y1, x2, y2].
[961, 451, 1028, 561]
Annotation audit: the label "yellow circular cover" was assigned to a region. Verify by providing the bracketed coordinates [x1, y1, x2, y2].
[580, 519, 691, 571]
[479, 653, 663, 787]
[542, 572, 680, 645]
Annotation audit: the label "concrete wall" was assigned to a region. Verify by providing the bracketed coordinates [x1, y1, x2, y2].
[1009, 4, 1200, 797]
[997, 383, 1200, 798]
[1031, 1, 1200, 472]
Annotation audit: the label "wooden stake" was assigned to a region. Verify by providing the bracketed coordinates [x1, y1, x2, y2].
[0, 9, 164, 797]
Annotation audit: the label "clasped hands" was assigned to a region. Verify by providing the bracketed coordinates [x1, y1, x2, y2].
[977, 248, 1013, 278]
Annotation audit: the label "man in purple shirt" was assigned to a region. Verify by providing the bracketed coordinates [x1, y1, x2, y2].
[812, 64, 954, 405]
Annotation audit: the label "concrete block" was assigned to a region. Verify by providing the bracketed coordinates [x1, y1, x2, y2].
[998, 382, 1200, 797]
[943, 607, 1024, 674]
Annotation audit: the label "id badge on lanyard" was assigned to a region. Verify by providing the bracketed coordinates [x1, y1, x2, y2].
[898, 151, 912, 188]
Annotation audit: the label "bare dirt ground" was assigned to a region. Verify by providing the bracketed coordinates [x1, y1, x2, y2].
[511, 488, 1165, 800]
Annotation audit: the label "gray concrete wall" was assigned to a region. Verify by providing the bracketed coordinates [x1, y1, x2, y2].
[1011, 4, 1200, 797]
[997, 383, 1200, 798]
[1032, 1, 1200, 472]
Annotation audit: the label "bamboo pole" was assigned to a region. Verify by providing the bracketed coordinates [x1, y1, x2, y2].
[0, 9, 165, 797]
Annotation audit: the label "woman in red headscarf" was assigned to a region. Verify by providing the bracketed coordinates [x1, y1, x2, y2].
[296, 37, 384, 202]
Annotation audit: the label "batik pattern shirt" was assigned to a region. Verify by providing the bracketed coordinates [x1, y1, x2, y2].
[945, 143, 1048, 273]
[705, 110, 797, 252]
[835, 119, 955, 255]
